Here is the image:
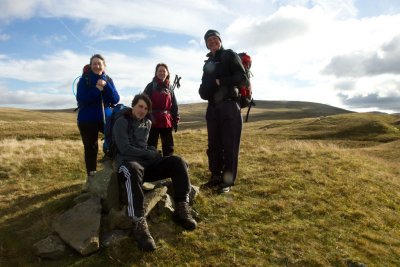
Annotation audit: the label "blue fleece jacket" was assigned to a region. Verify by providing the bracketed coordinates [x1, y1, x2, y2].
[76, 71, 120, 123]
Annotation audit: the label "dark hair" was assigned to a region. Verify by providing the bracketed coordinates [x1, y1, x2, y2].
[155, 63, 170, 82]
[131, 93, 152, 113]
[90, 54, 106, 66]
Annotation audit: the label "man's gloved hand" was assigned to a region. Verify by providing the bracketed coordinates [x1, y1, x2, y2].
[173, 121, 178, 133]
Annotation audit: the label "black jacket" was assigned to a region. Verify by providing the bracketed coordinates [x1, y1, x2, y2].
[199, 47, 247, 105]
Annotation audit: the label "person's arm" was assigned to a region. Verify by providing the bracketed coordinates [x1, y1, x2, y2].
[143, 82, 153, 97]
[170, 90, 179, 119]
[170, 90, 180, 132]
[199, 59, 218, 100]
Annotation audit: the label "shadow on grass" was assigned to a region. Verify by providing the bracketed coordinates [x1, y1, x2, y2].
[0, 184, 83, 267]
[0, 184, 82, 220]
[0, 183, 194, 267]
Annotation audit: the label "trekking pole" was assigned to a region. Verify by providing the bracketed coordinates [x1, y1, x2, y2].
[245, 99, 255, 123]
[100, 93, 106, 130]
[171, 74, 181, 91]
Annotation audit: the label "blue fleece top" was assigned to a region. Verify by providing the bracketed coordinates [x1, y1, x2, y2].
[76, 71, 120, 123]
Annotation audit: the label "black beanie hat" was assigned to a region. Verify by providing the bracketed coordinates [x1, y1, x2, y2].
[204, 29, 221, 48]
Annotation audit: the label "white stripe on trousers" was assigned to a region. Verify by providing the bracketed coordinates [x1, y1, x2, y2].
[118, 165, 136, 219]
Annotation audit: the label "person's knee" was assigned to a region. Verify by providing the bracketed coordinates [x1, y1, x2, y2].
[169, 155, 187, 168]
[126, 161, 144, 172]
[120, 161, 144, 183]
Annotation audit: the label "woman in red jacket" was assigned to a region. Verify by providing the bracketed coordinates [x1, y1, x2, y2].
[143, 63, 180, 156]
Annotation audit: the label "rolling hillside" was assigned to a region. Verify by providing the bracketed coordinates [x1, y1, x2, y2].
[178, 100, 352, 129]
[0, 101, 399, 266]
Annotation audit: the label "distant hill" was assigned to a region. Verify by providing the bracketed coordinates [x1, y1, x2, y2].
[235, 100, 352, 120]
[0, 100, 353, 130]
[177, 100, 353, 129]
[32, 100, 351, 119]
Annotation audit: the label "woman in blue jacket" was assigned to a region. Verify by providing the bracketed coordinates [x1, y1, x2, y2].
[76, 54, 120, 184]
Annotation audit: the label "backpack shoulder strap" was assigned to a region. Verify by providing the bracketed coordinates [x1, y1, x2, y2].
[81, 71, 91, 86]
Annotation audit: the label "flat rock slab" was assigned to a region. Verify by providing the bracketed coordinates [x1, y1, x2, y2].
[53, 196, 102, 255]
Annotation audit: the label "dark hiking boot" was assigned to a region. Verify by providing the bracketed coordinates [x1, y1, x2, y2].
[217, 184, 231, 194]
[132, 217, 156, 251]
[173, 202, 197, 230]
[200, 174, 222, 189]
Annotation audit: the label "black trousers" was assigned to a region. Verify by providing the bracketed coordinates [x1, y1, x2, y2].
[78, 121, 104, 175]
[147, 127, 174, 157]
[206, 100, 242, 185]
[118, 156, 190, 219]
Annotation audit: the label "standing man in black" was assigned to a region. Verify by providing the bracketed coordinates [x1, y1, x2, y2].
[199, 29, 247, 193]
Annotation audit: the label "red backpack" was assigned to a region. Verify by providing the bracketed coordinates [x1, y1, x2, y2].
[238, 52, 255, 121]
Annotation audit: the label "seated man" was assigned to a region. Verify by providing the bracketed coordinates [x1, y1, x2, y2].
[112, 93, 197, 251]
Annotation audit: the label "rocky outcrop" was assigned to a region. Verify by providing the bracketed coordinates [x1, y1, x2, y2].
[34, 160, 200, 259]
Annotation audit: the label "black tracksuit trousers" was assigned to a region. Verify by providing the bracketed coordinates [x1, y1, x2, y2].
[118, 155, 190, 219]
[206, 99, 242, 186]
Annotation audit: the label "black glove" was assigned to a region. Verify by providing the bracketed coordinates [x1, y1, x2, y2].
[173, 121, 178, 132]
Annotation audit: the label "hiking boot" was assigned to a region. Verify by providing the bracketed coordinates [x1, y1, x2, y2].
[83, 177, 91, 192]
[217, 184, 231, 194]
[200, 174, 222, 189]
[173, 202, 197, 230]
[132, 217, 156, 251]
[82, 171, 96, 192]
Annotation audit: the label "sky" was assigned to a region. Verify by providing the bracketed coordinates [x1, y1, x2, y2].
[0, 0, 400, 113]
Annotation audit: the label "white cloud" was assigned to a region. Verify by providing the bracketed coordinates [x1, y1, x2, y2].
[33, 34, 67, 47]
[0, 0, 231, 37]
[0, 86, 75, 109]
[0, 50, 86, 83]
[1, 0, 400, 112]
[0, 0, 41, 21]
[94, 33, 148, 43]
[0, 34, 10, 41]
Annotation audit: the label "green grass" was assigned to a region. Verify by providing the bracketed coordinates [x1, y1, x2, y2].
[0, 104, 399, 266]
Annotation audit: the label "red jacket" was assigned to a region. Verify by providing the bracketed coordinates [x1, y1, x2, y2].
[143, 78, 179, 128]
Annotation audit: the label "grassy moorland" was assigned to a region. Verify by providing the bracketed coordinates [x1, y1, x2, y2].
[0, 102, 399, 267]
